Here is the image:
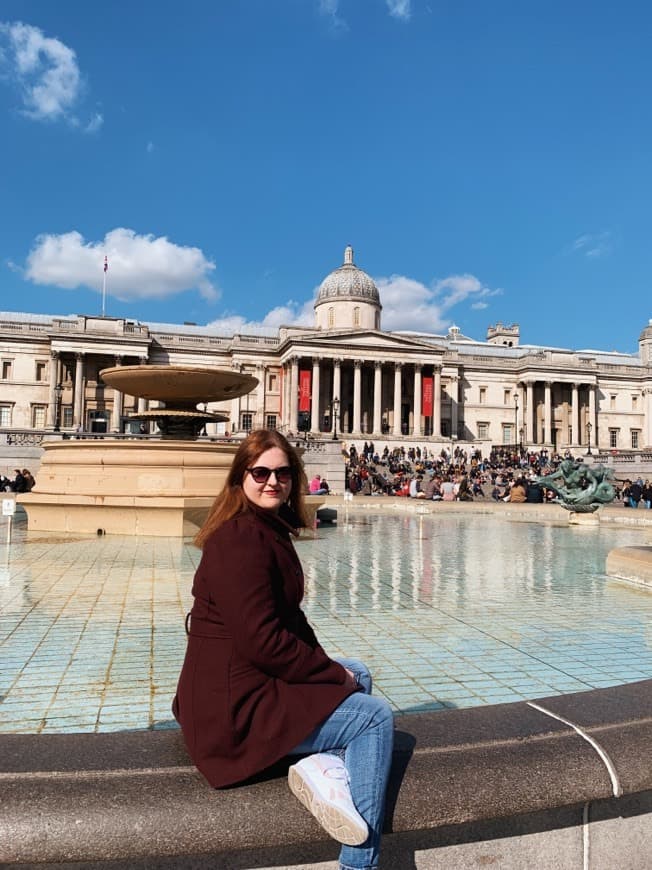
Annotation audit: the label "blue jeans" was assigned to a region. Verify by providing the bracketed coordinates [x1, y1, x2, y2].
[290, 658, 394, 870]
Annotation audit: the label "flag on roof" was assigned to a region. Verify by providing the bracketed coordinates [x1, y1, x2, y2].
[104, 256, 108, 273]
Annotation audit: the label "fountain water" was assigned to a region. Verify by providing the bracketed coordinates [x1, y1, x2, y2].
[19, 365, 257, 536]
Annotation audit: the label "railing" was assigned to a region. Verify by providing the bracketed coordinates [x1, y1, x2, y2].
[0, 428, 248, 445]
[0, 321, 49, 334]
[0, 429, 46, 446]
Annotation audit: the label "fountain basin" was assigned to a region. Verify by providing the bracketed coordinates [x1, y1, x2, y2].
[19, 439, 236, 536]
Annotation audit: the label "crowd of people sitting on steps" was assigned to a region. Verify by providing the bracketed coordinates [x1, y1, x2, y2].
[340, 441, 628, 504]
[0, 468, 36, 493]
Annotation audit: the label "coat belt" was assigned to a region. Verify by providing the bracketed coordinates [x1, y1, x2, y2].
[185, 612, 231, 639]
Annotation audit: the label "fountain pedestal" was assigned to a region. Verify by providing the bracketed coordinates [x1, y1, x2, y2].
[20, 440, 239, 536]
[19, 365, 258, 536]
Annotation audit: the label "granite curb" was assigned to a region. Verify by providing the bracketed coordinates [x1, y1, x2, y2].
[1, 680, 652, 865]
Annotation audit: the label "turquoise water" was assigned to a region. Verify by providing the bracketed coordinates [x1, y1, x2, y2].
[0, 509, 651, 733]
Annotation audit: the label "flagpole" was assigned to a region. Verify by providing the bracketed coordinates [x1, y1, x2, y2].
[102, 255, 108, 317]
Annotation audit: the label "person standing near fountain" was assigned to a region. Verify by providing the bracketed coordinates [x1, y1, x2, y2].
[173, 429, 394, 870]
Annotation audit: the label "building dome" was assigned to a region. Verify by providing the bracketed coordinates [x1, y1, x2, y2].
[316, 246, 381, 306]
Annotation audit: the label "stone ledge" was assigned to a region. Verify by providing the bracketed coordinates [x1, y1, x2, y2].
[1, 680, 652, 866]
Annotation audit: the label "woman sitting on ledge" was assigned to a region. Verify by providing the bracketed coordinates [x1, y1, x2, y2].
[174, 430, 394, 870]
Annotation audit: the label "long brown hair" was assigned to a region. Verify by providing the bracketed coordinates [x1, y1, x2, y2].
[194, 429, 309, 548]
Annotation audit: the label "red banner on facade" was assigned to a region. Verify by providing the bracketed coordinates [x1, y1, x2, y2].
[299, 370, 312, 412]
[422, 376, 433, 417]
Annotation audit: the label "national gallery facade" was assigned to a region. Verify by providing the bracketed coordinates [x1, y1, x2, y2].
[1, 246, 652, 453]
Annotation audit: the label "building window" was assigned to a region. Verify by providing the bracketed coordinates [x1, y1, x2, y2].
[1, 360, 12, 380]
[35, 361, 47, 382]
[328, 307, 334, 327]
[610, 394, 617, 410]
[63, 406, 73, 428]
[503, 389, 511, 405]
[353, 307, 360, 327]
[375, 312, 380, 329]
[632, 395, 638, 410]
[477, 422, 489, 439]
[632, 430, 640, 449]
[479, 387, 487, 404]
[32, 405, 46, 428]
[0, 405, 12, 426]
[267, 373, 277, 391]
[609, 429, 619, 449]
[241, 412, 253, 432]
[502, 424, 514, 444]
[266, 414, 277, 430]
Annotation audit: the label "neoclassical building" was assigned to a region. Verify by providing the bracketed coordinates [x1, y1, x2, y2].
[1, 245, 652, 452]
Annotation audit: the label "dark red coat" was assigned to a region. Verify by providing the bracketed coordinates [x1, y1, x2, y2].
[173, 508, 355, 788]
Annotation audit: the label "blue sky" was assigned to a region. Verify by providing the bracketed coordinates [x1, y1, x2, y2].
[1, 1, 651, 352]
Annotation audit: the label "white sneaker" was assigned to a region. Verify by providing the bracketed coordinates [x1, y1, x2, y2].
[288, 753, 368, 846]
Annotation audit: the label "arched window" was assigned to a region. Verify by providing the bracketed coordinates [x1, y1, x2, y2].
[375, 311, 380, 330]
[328, 307, 334, 327]
[353, 306, 360, 327]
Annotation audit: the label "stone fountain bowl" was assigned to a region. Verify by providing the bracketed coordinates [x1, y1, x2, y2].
[100, 365, 258, 405]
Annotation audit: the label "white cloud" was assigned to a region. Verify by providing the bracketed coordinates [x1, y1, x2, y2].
[0, 21, 98, 129]
[25, 228, 219, 302]
[571, 231, 612, 259]
[318, 0, 348, 31]
[385, 0, 412, 20]
[318, 0, 411, 28]
[207, 299, 314, 334]
[84, 112, 103, 133]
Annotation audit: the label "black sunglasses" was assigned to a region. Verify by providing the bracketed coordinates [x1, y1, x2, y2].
[246, 466, 293, 484]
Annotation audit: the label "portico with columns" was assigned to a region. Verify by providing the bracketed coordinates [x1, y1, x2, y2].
[278, 348, 446, 439]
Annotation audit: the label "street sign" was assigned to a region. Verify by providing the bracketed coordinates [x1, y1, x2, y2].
[2, 499, 16, 517]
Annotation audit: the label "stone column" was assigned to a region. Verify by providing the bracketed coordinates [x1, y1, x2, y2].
[231, 362, 241, 433]
[73, 353, 85, 428]
[588, 383, 596, 447]
[353, 360, 362, 433]
[373, 362, 382, 436]
[645, 387, 652, 448]
[433, 366, 442, 437]
[332, 359, 341, 437]
[138, 357, 149, 413]
[289, 357, 299, 434]
[256, 365, 265, 429]
[392, 362, 402, 436]
[281, 364, 289, 430]
[47, 351, 59, 427]
[111, 355, 123, 432]
[526, 382, 534, 445]
[413, 364, 422, 437]
[311, 359, 320, 434]
[571, 383, 579, 447]
[450, 375, 459, 439]
[544, 381, 552, 445]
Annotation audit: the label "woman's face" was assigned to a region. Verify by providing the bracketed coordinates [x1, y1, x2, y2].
[242, 446, 293, 513]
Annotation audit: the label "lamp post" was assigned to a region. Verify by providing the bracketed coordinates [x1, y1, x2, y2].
[519, 426, 524, 453]
[53, 383, 63, 432]
[513, 390, 519, 451]
[586, 420, 593, 456]
[331, 396, 340, 441]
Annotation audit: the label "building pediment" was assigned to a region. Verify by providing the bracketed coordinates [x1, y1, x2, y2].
[281, 328, 444, 358]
